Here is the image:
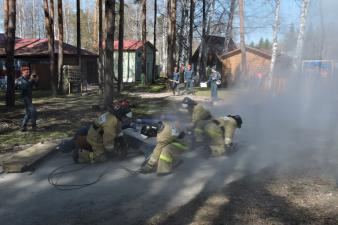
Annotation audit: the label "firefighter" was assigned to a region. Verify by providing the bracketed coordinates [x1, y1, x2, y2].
[73, 100, 132, 163]
[181, 97, 213, 143]
[204, 115, 242, 156]
[140, 121, 187, 176]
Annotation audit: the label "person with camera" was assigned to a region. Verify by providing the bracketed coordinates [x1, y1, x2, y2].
[15, 65, 38, 132]
[207, 65, 221, 101]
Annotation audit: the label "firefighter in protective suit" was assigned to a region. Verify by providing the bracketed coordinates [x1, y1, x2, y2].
[140, 121, 187, 176]
[181, 97, 213, 143]
[204, 115, 242, 156]
[73, 100, 132, 163]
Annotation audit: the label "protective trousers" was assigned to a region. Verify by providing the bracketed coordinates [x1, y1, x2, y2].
[22, 97, 37, 128]
[147, 141, 187, 174]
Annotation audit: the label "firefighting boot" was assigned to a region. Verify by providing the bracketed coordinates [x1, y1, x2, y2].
[140, 163, 156, 174]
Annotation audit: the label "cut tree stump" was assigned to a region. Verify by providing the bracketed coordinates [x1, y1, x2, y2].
[2, 142, 59, 173]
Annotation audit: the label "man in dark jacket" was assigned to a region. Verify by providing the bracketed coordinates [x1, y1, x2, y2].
[15, 65, 38, 132]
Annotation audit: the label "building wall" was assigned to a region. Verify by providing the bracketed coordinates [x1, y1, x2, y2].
[135, 45, 154, 82]
[221, 51, 270, 85]
[113, 51, 136, 82]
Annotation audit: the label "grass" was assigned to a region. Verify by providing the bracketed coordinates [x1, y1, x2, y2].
[0, 85, 168, 152]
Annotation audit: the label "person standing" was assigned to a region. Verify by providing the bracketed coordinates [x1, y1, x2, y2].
[184, 64, 194, 94]
[15, 65, 38, 132]
[207, 65, 221, 101]
[171, 66, 180, 95]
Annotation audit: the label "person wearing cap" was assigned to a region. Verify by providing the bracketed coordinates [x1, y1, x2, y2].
[73, 100, 133, 163]
[140, 121, 187, 176]
[207, 65, 221, 101]
[184, 64, 194, 94]
[15, 64, 38, 132]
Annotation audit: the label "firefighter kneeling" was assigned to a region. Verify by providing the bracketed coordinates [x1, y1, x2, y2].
[204, 115, 242, 156]
[140, 121, 187, 176]
[73, 100, 132, 163]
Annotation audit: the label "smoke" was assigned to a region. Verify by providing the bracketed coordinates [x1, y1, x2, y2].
[205, 0, 338, 175]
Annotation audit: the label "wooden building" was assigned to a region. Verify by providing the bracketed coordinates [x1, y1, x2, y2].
[192, 35, 237, 71]
[113, 40, 156, 83]
[0, 34, 98, 89]
[218, 46, 272, 86]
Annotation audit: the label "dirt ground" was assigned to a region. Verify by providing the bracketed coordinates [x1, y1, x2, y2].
[1, 86, 338, 225]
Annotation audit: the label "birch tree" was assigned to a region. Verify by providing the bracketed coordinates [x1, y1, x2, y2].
[268, 0, 281, 77]
[293, 0, 310, 72]
[166, 0, 176, 77]
[152, 0, 157, 82]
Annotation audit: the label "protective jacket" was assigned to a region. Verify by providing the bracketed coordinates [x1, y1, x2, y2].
[204, 116, 238, 156]
[146, 121, 187, 174]
[81, 112, 121, 162]
[191, 104, 213, 142]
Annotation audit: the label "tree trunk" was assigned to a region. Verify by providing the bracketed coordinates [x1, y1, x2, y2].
[177, 0, 188, 67]
[76, 0, 82, 87]
[239, 0, 246, 78]
[141, 0, 147, 83]
[44, 0, 57, 96]
[268, 0, 280, 78]
[293, 0, 310, 72]
[118, 0, 124, 91]
[152, 0, 157, 83]
[93, 0, 99, 51]
[104, 0, 115, 108]
[162, 7, 167, 74]
[197, 0, 206, 80]
[57, 0, 64, 93]
[166, 0, 176, 77]
[5, 0, 16, 107]
[224, 0, 235, 53]
[189, 0, 195, 64]
[98, 0, 103, 94]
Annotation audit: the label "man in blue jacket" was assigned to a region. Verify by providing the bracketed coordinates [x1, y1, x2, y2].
[184, 64, 194, 94]
[15, 65, 38, 132]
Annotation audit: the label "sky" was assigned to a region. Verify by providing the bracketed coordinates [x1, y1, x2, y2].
[0, 0, 302, 44]
[244, 0, 301, 43]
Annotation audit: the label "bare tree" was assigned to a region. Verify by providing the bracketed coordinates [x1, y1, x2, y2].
[293, 0, 310, 72]
[141, 0, 147, 83]
[224, 0, 235, 53]
[167, 0, 176, 77]
[197, 0, 207, 80]
[268, 0, 281, 77]
[98, 0, 104, 93]
[104, 0, 115, 107]
[189, 0, 195, 63]
[5, 0, 16, 106]
[118, 0, 124, 91]
[76, 0, 81, 84]
[57, 0, 64, 93]
[152, 0, 157, 83]
[239, 0, 246, 77]
[44, 0, 57, 96]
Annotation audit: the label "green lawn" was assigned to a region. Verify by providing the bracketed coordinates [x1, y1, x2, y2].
[0, 85, 168, 152]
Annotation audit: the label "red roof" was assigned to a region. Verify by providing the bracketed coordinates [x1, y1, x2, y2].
[0, 35, 96, 56]
[112, 40, 155, 51]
